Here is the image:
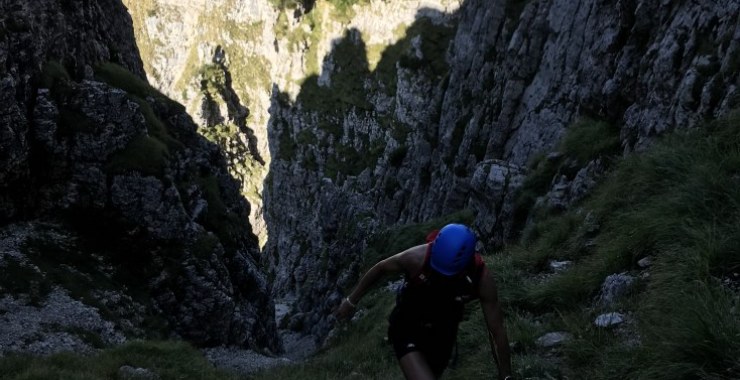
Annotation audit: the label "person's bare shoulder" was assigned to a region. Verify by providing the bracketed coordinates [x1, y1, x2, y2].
[395, 244, 427, 273]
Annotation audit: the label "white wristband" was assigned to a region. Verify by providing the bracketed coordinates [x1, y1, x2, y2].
[345, 297, 356, 308]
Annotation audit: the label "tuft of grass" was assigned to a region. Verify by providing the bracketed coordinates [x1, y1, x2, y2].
[129, 95, 184, 151]
[95, 62, 184, 172]
[40, 61, 71, 90]
[0, 340, 246, 380]
[511, 117, 621, 229]
[561, 119, 621, 166]
[501, 109, 740, 377]
[95, 63, 162, 101]
[254, 289, 400, 380]
[106, 135, 170, 177]
[193, 175, 244, 251]
[374, 17, 455, 95]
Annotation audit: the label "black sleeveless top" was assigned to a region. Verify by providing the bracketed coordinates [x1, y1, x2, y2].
[391, 243, 485, 329]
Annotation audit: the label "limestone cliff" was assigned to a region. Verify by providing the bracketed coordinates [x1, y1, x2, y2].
[0, 0, 278, 354]
[124, 0, 739, 351]
[268, 0, 738, 348]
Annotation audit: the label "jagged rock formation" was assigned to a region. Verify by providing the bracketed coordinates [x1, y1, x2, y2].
[122, 0, 464, 246]
[264, 0, 738, 346]
[0, 0, 278, 354]
[124, 0, 738, 351]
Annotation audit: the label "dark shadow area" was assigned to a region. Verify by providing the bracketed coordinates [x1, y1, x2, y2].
[262, 6, 461, 353]
[0, 0, 281, 351]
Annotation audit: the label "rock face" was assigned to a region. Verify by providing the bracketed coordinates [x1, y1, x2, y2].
[124, 0, 739, 349]
[0, 0, 278, 352]
[263, 0, 739, 346]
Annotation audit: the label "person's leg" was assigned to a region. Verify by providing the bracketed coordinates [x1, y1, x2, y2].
[398, 351, 436, 380]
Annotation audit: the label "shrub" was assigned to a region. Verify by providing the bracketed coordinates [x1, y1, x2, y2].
[106, 135, 170, 177]
[40, 61, 71, 90]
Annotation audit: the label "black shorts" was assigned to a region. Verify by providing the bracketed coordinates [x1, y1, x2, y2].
[387, 306, 459, 376]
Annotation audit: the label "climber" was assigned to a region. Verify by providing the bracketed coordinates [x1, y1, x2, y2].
[334, 223, 513, 380]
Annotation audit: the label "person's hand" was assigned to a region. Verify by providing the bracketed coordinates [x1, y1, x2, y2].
[332, 297, 357, 321]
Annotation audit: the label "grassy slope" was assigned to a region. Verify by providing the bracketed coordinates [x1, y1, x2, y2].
[3, 111, 736, 379]
[256, 111, 740, 380]
[0, 341, 244, 380]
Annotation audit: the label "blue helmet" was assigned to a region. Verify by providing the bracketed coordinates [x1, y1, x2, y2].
[430, 224, 477, 275]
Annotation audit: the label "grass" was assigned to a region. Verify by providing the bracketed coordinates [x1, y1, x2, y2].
[6, 113, 738, 379]
[105, 135, 170, 177]
[518, 110, 740, 377]
[254, 210, 477, 380]
[193, 174, 245, 251]
[15, 231, 119, 309]
[0, 254, 47, 305]
[40, 61, 71, 90]
[0, 341, 246, 380]
[254, 288, 400, 380]
[94, 62, 188, 176]
[256, 111, 740, 379]
[511, 117, 622, 229]
[94, 63, 177, 108]
[561, 118, 622, 166]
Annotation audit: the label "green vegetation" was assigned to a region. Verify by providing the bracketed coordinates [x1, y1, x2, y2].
[512, 117, 621, 228]
[284, 16, 456, 181]
[255, 111, 740, 379]
[94, 63, 189, 176]
[131, 95, 184, 151]
[0, 254, 48, 305]
[0, 341, 246, 380]
[94, 63, 181, 110]
[561, 119, 621, 166]
[40, 61, 71, 90]
[6, 17, 30, 33]
[16, 233, 115, 308]
[268, 0, 305, 10]
[374, 18, 456, 94]
[504, 110, 740, 378]
[254, 210, 474, 380]
[193, 174, 244, 251]
[106, 135, 170, 177]
[326, 0, 370, 23]
[325, 142, 384, 179]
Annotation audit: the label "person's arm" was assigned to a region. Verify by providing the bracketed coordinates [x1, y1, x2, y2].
[333, 246, 416, 320]
[479, 267, 512, 380]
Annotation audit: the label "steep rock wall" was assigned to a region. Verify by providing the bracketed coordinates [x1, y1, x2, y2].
[0, 0, 278, 352]
[264, 0, 738, 346]
[123, 0, 464, 246]
[123, 0, 739, 349]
